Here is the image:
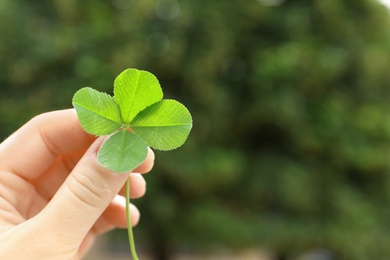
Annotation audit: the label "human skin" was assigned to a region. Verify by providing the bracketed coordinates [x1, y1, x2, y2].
[0, 109, 154, 259]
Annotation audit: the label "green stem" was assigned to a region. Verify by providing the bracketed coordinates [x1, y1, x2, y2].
[126, 177, 139, 260]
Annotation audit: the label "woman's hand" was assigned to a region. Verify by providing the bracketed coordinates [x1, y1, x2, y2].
[0, 109, 154, 259]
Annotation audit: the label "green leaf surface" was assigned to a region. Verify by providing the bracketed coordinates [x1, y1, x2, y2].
[97, 130, 148, 173]
[130, 100, 192, 151]
[114, 68, 163, 123]
[72, 87, 122, 136]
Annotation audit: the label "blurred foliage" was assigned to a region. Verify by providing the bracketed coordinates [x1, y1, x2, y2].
[2, 0, 390, 259]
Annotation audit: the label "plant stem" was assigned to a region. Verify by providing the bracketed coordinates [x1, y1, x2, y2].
[126, 177, 139, 260]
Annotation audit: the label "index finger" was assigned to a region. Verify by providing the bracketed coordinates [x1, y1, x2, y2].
[0, 109, 96, 179]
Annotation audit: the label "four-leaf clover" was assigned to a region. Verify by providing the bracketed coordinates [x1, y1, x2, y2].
[72, 68, 193, 173]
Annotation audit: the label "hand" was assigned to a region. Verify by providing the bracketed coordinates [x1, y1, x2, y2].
[0, 109, 154, 259]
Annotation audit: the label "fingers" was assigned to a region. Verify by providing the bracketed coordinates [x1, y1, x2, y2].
[0, 109, 95, 180]
[82, 196, 140, 238]
[31, 150, 87, 200]
[133, 147, 155, 173]
[77, 198, 141, 259]
[27, 173, 146, 220]
[35, 137, 149, 246]
[31, 149, 153, 203]
[118, 174, 146, 198]
[100, 195, 140, 231]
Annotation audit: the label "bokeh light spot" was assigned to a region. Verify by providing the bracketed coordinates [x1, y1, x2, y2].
[257, 0, 284, 7]
[378, 0, 390, 9]
[111, 0, 134, 10]
[155, 0, 180, 20]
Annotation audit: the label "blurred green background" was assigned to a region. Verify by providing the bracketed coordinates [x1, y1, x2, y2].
[2, 0, 390, 259]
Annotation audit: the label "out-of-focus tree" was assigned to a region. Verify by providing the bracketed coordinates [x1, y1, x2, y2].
[2, 0, 390, 259]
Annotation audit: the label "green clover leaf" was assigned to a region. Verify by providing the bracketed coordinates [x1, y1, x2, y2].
[72, 87, 122, 135]
[114, 68, 163, 123]
[72, 68, 193, 173]
[131, 99, 193, 150]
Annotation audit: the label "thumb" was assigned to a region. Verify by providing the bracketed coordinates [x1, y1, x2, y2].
[37, 137, 130, 245]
